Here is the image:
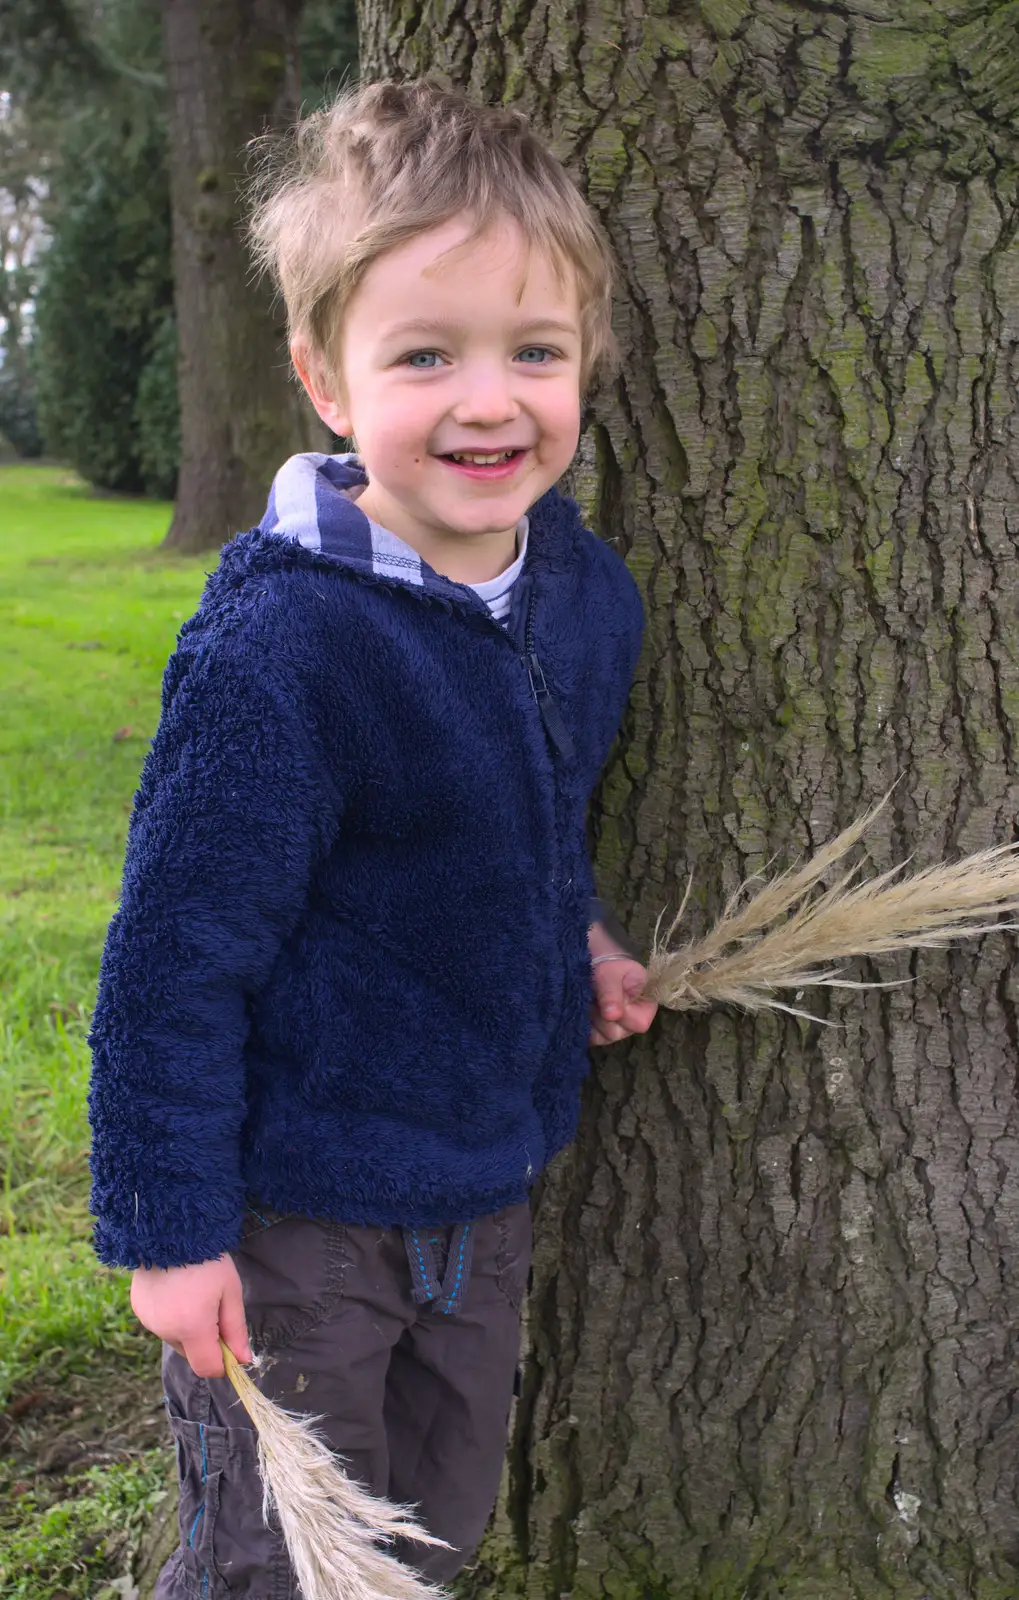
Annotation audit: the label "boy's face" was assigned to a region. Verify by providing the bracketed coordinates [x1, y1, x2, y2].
[293, 213, 583, 564]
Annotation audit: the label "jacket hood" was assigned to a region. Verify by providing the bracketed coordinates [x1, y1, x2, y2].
[232, 451, 586, 601]
[260, 451, 432, 585]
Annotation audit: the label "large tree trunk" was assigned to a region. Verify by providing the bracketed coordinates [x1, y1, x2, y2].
[360, 4, 1019, 1596]
[162, 0, 320, 552]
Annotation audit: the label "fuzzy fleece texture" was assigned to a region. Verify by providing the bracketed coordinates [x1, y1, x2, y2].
[87, 456, 645, 1269]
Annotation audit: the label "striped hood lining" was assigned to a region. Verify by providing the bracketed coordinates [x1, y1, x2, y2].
[260, 452, 528, 606]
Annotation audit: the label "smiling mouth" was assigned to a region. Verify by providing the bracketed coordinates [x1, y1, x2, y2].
[440, 448, 526, 465]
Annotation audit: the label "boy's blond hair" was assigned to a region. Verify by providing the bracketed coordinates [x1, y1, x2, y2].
[248, 79, 617, 393]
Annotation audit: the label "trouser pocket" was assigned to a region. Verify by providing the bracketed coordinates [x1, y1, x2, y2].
[157, 1391, 289, 1600]
[155, 1209, 352, 1598]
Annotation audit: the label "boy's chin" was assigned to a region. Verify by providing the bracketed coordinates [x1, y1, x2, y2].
[433, 482, 561, 528]
[430, 499, 533, 537]
[447, 518, 529, 541]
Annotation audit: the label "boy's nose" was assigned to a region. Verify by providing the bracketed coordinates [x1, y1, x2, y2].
[451, 371, 520, 426]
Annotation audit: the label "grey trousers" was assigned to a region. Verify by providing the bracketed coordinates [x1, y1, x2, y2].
[154, 1202, 531, 1598]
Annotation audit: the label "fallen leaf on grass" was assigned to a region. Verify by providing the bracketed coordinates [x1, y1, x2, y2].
[6, 1389, 45, 1419]
[48, 1002, 80, 1023]
[112, 725, 133, 742]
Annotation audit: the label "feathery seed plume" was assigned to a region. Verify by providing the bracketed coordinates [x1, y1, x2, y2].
[643, 794, 1019, 1017]
[220, 1340, 451, 1600]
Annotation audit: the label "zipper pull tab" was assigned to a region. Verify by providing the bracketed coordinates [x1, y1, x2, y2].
[527, 652, 575, 762]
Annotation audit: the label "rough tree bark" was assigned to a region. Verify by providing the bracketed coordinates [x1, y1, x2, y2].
[359, 3, 1019, 1596]
[162, 0, 321, 552]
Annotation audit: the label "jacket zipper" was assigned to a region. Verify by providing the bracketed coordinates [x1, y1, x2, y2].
[523, 587, 575, 763]
[465, 566, 576, 1145]
[443, 566, 575, 764]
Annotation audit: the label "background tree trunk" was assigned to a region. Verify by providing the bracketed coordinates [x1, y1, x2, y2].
[162, 0, 321, 552]
[360, 3, 1019, 1596]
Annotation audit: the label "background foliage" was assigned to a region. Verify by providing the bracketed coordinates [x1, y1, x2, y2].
[0, 95, 47, 459]
[0, 0, 357, 492]
[33, 109, 177, 495]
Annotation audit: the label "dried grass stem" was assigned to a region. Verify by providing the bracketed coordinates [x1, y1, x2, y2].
[643, 796, 1019, 1017]
[220, 1340, 450, 1600]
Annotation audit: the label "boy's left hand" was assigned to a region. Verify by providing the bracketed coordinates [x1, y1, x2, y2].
[588, 925, 658, 1046]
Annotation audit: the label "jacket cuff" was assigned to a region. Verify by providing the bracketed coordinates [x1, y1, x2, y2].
[90, 1179, 246, 1271]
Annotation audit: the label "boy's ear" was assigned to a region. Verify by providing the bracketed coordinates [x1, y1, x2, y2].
[291, 340, 352, 437]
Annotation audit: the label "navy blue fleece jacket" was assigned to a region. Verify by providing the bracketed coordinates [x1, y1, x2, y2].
[87, 455, 644, 1269]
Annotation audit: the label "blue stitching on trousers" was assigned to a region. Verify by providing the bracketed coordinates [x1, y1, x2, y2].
[199, 1425, 210, 1596]
[189, 1422, 210, 1571]
[410, 1232, 437, 1296]
[442, 1224, 470, 1314]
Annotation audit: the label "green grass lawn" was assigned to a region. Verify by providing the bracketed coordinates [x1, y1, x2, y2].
[0, 464, 210, 1596]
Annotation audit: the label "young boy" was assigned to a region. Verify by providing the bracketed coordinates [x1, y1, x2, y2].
[87, 79, 657, 1595]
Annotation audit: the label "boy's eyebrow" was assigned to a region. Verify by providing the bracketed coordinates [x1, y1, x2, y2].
[380, 315, 580, 341]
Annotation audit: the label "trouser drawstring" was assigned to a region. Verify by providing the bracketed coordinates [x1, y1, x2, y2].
[402, 1222, 473, 1315]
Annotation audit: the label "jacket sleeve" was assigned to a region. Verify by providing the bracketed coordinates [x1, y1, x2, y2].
[87, 640, 339, 1271]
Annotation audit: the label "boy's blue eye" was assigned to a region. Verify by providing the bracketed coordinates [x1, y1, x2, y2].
[516, 346, 555, 364]
[405, 351, 444, 369]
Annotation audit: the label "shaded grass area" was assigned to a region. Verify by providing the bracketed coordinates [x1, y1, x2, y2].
[0, 465, 210, 1596]
[1, 1447, 170, 1600]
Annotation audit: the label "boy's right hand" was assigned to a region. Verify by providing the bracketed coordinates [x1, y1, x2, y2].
[130, 1253, 253, 1378]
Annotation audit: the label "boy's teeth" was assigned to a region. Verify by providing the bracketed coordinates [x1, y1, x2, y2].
[450, 451, 514, 464]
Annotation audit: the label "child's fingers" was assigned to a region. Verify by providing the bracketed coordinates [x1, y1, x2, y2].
[590, 959, 659, 1045]
[589, 1016, 621, 1046]
[590, 998, 659, 1046]
[621, 969, 653, 1002]
[219, 1286, 254, 1366]
[621, 997, 658, 1035]
[184, 1329, 228, 1379]
[593, 966, 628, 1022]
[589, 1010, 630, 1045]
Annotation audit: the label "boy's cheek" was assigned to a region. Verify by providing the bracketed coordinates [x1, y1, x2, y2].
[552, 389, 582, 452]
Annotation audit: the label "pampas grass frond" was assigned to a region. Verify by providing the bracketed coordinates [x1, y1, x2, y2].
[219, 1340, 451, 1600]
[643, 793, 1019, 1017]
